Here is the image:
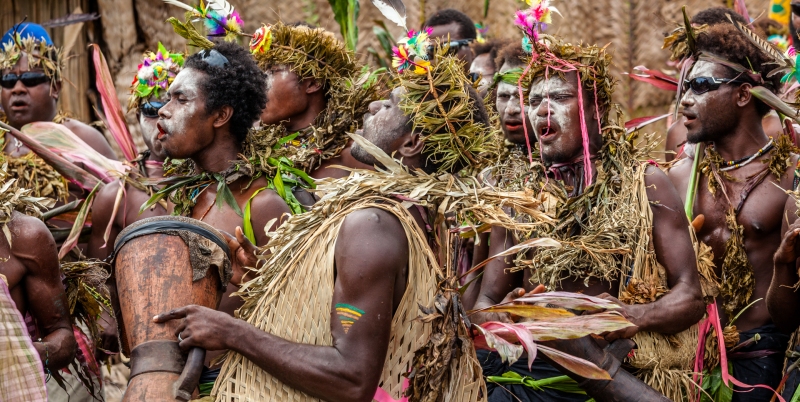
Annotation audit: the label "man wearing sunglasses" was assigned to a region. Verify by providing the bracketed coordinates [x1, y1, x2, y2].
[667, 9, 799, 401]
[423, 9, 477, 73]
[0, 24, 116, 160]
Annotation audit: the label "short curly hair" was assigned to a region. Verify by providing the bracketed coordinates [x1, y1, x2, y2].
[691, 9, 781, 115]
[184, 41, 267, 143]
[424, 9, 477, 39]
[495, 41, 527, 70]
[691, 7, 748, 26]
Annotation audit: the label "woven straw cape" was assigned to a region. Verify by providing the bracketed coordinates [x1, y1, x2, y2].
[211, 135, 511, 401]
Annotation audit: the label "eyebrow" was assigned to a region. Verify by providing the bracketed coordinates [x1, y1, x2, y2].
[530, 89, 573, 98]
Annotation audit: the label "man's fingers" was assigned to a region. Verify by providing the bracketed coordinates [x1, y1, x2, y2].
[526, 284, 546, 296]
[153, 306, 190, 323]
[236, 226, 258, 254]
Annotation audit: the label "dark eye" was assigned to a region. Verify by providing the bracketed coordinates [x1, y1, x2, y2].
[529, 97, 542, 106]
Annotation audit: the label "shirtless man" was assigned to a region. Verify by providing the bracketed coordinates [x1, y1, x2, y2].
[0, 23, 115, 160]
[88, 44, 184, 260]
[462, 42, 534, 310]
[473, 38, 703, 401]
[667, 10, 798, 400]
[0, 185, 76, 374]
[152, 41, 291, 390]
[153, 50, 487, 402]
[253, 22, 374, 180]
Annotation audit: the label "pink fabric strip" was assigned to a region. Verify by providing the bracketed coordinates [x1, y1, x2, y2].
[519, 53, 537, 165]
[373, 378, 410, 402]
[575, 71, 593, 189]
[708, 303, 786, 402]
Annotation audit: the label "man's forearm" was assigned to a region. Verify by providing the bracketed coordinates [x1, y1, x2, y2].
[36, 327, 77, 370]
[627, 281, 704, 334]
[768, 261, 800, 332]
[226, 319, 379, 402]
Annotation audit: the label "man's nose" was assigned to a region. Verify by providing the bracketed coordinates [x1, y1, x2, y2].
[10, 79, 27, 95]
[680, 91, 694, 108]
[158, 104, 170, 119]
[506, 97, 522, 116]
[534, 99, 551, 117]
[368, 100, 381, 115]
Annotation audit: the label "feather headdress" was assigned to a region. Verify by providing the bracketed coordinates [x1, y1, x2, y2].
[127, 42, 184, 110]
[164, 0, 245, 49]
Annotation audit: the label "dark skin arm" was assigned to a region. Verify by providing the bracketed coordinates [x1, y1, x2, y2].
[768, 195, 800, 333]
[86, 181, 121, 260]
[155, 207, 409, 402]
[598, 166, 704, 338]
[471, 225, 525, 324]
[62, 118, 118, 160]
[11, 212, 76, 369]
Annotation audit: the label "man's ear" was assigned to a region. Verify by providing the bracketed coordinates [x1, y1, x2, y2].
[212, 105, 234, 128]
[396, 130, 425, 159]
[304, 78, 323, 95]
[736, 83, 754, 108]
[50, 80, 61, 101]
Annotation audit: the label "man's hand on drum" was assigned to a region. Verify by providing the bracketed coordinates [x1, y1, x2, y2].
[153, 305, 236, 351]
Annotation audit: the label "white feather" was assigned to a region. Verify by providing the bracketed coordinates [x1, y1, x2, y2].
[206, 0, 235, 16]
[371, 0, 407, 31]
[162, 0, 196, 13]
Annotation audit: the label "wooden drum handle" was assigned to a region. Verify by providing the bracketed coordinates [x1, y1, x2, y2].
[173, 348, 206, 401]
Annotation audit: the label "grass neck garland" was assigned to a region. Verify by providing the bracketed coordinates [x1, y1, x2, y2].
[141, 126, 316, 218]
[699, 134, 797, 317]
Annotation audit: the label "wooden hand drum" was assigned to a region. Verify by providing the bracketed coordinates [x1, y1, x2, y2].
[111, 216, 232, 401]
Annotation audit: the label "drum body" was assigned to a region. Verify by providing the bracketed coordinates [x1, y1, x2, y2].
[113, 216, 230, 401]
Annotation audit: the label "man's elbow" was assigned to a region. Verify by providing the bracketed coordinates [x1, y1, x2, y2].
[332, 370, 379, 402]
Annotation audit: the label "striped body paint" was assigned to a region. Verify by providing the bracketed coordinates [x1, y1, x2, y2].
[335, 303, 364, 334]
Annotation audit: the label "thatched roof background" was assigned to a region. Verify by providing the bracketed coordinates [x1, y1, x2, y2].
[2, 0, 773, 157]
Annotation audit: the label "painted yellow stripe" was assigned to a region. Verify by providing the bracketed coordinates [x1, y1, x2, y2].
[335, 307, 363, 317]
[337, 311, 361, 320]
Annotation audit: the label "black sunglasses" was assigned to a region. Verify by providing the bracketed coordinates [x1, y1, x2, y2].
[199, 49, 229, 68]
[682, 76, 746, 95]
[0, 72, 49, 89]
[427, 39, 474, 57]
[792, 2, 800, 16]
[139, 101, 165, 118]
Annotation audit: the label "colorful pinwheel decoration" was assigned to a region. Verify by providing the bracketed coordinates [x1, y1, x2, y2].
[133, 42, 184, 100]
[780, 46, 800, 84]
[514, 0, 560, 42]
[249, 24, 273, 54]
[392, 28, 432, 75]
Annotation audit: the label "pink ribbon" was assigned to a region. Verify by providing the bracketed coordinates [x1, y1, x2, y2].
[373, 378, 410, 402]
[694, 303, 785, 402]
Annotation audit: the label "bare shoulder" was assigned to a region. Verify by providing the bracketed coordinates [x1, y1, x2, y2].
[7, 212, 58, 272]
[249, 187, 292, 218]
[338, 207, 408, 261]
[644, 164, 686, 213]
[61, 118, 116, 159]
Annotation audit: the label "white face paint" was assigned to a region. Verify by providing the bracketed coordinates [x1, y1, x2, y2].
[157, 68, 210, 158]
[527, 73, 586, 164]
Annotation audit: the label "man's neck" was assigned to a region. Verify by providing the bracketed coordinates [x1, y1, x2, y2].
[191, 136, 241, 174]
[144, 153, 165, 178]
[711, 121, 770, 161]
[284, 98, 326, 133]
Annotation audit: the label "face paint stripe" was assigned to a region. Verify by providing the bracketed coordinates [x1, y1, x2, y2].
[335, 303, 364, 334]
[335, 303, 365, 315]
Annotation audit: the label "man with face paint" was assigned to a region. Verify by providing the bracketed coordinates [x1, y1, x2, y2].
[88, 43, 183, 261]
[0, 23, 116, 160]
[472, 36, 703, 401]
[462, 41, 534, 310]
[145, 41, 292, 391]
[666, 8, 799, 401]
[424, 9, 477, 73]
[251, 22, 378, 181]
[153, 41, 493, 402]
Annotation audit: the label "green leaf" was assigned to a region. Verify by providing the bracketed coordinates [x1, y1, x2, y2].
[273, 167, 286, 199]
[328, 0, 359, 50]
[216, 181, 243, 217]
[274, 132, 300, 148]
[58, 183, 101, 260]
